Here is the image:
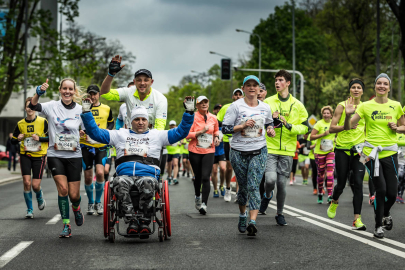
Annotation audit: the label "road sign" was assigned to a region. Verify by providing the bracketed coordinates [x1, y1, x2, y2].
[308, 114, 318, 128]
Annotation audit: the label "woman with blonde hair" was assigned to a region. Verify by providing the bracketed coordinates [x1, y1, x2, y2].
[310, 105, 335, 204]
[29, 78, 86, 238]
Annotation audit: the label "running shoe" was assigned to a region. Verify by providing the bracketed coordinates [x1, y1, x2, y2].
[195, 196, 202, 211]
[168, 177, 172, 185]
[374, 226, 384, 239]
[289, 180, 293, 185]
[25, 209, 33, 219]
[72, 206, 84, 226]
[220, 186, 225, 197]
[275, 214, 287, 226]
[199, 203, 207, 215]
[259, 191, 273, 215]
[352, 216, 366, 230]
[383, 216, 393, 231]
[95, 203, 103, 215]
[173, 179, 179, 185]
[303, 179, 308, 185]
[139, 223, 151, 234]
[87, 203, 95, 215]
[238, 211, 247, 233]
[59, 224, 71, 238]
[369, 195, 375, 206]
[293, 176, 296, 184]
[247, 220, 258, 236]
[317, 194, 323, 204]
[37, 191, 46, 210]
[224, 189, 232, 202]
[213, 190, 219, 198]
[396, 196, 400, 203]
[399, 197, 405, 204]
[182, 170, 186, 177]
[313, 189, 317, 195]
[327, 201, 338, 219]
[327, 196, 333, 204]
[127, 220, 139, 235]
[187, 172, 190, 178]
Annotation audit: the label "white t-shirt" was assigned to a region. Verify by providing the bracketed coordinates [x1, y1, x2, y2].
[223, 98, 272, 152]
[116, 86, 167, 130]
[40, 100, 83, 158]
[109, 128, 170, 170]
[118, 103, 130, 128]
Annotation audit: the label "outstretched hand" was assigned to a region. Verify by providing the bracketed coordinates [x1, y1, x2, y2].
[183, 96, 195, 113]
[345, 97, 356, 116]
[82, 97, 93, 113]
[108, 55, 125, 77]
[36, 79, 49, 96]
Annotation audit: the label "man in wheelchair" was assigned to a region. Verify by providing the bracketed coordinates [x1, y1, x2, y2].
[80, 96, 195, 234]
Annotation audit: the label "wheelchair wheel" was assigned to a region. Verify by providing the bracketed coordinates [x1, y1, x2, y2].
[108, 228, 115, 243]
[103, 181, 111, 238]
[163, 180, 171, 237]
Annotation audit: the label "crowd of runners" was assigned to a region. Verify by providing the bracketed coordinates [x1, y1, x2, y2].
[10, 54, 405, 239]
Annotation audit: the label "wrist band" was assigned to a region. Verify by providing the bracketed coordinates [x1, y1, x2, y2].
[108, 73, 115, 77]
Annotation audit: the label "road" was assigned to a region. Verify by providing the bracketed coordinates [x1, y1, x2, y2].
[1, 173, 405, 269]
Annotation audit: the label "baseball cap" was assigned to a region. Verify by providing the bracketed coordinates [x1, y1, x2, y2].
[87, 85, 100, 93]
[233, 88, 243, 95]
[134, 69, 152, 79]
[169, 120, 176, 126]
[243, 75, 260, 86]
[259, 82, 266, 91]
[213, 103, 222, 110]
[196, 96, 209, 104]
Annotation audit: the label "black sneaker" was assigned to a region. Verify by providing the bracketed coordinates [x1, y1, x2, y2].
[247, 220, 258, 236]
[259, 191, 273, 215]
[374, 226, 384, 238]
[182, 170, 186, 177]
[383, 216, 393, 231]
[138, 217, 151, 234]
[275, 214, 287, 226]
[72, 206, 84, 226]
[127, 220, 139, 235]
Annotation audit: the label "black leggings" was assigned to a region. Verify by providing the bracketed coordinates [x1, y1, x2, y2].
[189, 152, 215, 205]
[160, 154, 167, 176]
[365, 154, 398, 228]
[310, 159, 317, 190]
[332, 150, 365, 214]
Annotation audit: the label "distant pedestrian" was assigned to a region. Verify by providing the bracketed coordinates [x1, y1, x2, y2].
[6, 132, 18, 171]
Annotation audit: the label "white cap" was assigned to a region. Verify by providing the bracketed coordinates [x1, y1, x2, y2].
[196, 96, 208, 104]
[131, 106, 149, 123]
[169, 120, 176, 126]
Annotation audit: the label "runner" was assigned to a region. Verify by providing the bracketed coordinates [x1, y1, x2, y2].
[310, 106, 336, 204]
[100, 55, 167, 131]
[80, 97, 195, 234]
[327, 78, 366, 230]
[289, 140, 300, 185]
[29, 78, 85, 238]
[187, 96, 219, 214]
[212, 103, 227, 198]
[80, 85, 114, 215]
[217, 89, 244, 202]
[180, 139, 192, 178]
[298, 133, 311, 185]
[116, 82, 134, 130]
[308, 133, 318, 194]
[12, 97, 48, 218]
[260, 70, 309, 226]
[344, 73, 405, 238]
[222, 75, 275, 236]
[396, 133, 405, 203]
[166, 120, 181, 185]
[257, 83, 267, 102]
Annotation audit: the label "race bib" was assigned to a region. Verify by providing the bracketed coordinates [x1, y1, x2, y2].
[240, 115, 264, 138]
[354, 143, 364, 154]
[359, 152, 371, 165]
[320, 139, 333, 151]
[24, 137, 41, 152]
[124, 141, 148, 157]
[86, 135, 101, 145]
[197, 133, 213, 149]
[55, 134, 78, 151]
[303, 147, 310, 155]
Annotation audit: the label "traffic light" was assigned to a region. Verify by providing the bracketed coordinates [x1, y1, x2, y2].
[221, 58, 231, 80]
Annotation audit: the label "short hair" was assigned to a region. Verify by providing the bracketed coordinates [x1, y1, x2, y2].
[127, 81, 135, 87]
[321, 105, 333, 115]
[274, 69, 292, 82]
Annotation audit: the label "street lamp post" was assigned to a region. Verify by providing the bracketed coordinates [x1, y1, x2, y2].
[209, 51, 233, 94]
[236, 29, 261, 81]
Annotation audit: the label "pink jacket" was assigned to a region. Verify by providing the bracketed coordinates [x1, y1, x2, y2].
[186, 111, 219, 154]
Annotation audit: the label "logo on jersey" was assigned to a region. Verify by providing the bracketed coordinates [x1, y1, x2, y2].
[389, 106, 395, 110]
[371, 111, 392, 121]
[260, 110, 265, 115]
[92, 110, 99, 116]
[162, 113, 167, 118]
[149, 103, 153, 109]
[55, 117, 75, 134]
[75, 114, 79, 119]
[27, 125, 34, 132]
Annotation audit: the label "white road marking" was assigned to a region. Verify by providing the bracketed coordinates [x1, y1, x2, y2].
[0, 241, 33, 268]
[46, 214, 61, 225]
[267, 205, 301, 217]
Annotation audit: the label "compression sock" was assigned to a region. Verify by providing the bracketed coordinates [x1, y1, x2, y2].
[95, 182, 104, 204]
[34, 189, 43, 200]
[85, 183, 94, 204]
[71, 196, 81, 210]
[58, 195, 70, 224]
[104, 174, 109, 181]
[24, 191, 33, 210]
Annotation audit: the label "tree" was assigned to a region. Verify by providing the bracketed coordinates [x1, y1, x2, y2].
[0, 0, 80, 113]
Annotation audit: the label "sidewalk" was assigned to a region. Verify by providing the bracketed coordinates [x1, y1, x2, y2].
[0, 165, 22, 185]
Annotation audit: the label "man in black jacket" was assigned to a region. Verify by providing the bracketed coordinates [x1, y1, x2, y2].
[6, 132, 18, 171]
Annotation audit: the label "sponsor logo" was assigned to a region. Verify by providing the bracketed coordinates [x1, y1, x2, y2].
[27, 125, 34, 132]
[92, 110, 99, 116]
[149, 103, 153, 109]
[371, 111, 391, 121]
[389, 106, 395, 110]
[75, 114, 80, 119]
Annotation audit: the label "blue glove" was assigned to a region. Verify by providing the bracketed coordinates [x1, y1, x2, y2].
[36, 85, 46, 96]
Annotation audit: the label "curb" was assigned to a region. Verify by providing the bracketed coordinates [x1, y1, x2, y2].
[0, 176, 22, 185]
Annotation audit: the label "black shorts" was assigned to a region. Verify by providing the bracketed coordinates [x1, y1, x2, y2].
[167, 154, 180, 162]
[48, 157, 82, 182]
[182, 154, 189, 160]
[82, 146, 108, 171]
[224, 142, 231, 161]
[291, 159, 298, 174]
[214, 154, 226, 164]
[20, 154, 46, 179]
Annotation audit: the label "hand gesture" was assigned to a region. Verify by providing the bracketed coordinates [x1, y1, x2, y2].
[279, 115, 287, 126]
[388, 122, 397, 131]
[36, 79, 49, 96]
[243, 119, 256, 128]
[32, 134, 40, 141]
[183, 96, 195, 113]
[267, 127, 276, 137]
[17, 134, 25, 141]
[108, 55, 125, 77]
[82, 97, 93, 113]
[345, 97, 356, 116]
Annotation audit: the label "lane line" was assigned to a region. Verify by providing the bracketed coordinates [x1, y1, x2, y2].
[46, 214, 61, 225]
[298, 217, 405, 258]
[267, 205, 301, 217]
[0, 241, 33, 268]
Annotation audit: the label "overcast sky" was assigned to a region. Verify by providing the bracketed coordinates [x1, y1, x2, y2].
[71, 0, 289, 93]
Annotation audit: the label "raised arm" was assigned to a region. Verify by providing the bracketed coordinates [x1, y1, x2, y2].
[329, 104, 344, 134]
[100, 55, 125, 95]
[343, 97, 361, 130]
[29, 79, 49, 111]
[168, 96, 195, 144]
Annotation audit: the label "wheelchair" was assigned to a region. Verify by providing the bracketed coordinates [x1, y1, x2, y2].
[103, 176, 171, 243]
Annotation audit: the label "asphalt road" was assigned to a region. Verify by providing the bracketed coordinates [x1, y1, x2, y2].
[1, 173, 405, 269]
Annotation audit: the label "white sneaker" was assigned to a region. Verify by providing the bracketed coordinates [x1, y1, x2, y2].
[37, 192, 46, 211]
[87, 203, 95, 215]
[25, 209, 33, 219]
[94, 203, 103, 215]
[224, 189, 232, 202]
[199, 203, 207, 215]
[195, 196, 202, 211]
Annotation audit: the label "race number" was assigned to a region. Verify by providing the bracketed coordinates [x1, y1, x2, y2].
[320, 139, 333, 151]
[54, 134, 78, 151]
[197, 133, 213, 149]
[24, 137, 41, 152]
[124, 141, 148, 157]
[240, 115, 264, 138]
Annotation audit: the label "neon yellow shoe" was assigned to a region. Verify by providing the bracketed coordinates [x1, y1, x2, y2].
[327, 201, 338, 219]
[352, 216, 366, 230]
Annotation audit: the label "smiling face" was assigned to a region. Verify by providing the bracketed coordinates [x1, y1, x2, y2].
[375, 77, 390, 97]
[25, 101, 35, 117]
[131, 117, 148, 133]
[350, 83, 363, 99]
[242, 80, 259, 98]
[275, 76, 290, 93]
[196, 99, 209, 112]
[134, 74, 154, 95]
[322, 109, 332, 121]
[59, 80, 75, 104]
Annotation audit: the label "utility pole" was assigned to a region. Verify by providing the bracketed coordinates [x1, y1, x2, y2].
[23, 0, 28, 117]
[390, 26, 394, 99]
[376, 0, 381, 75]
[292, 0, 296, 98]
